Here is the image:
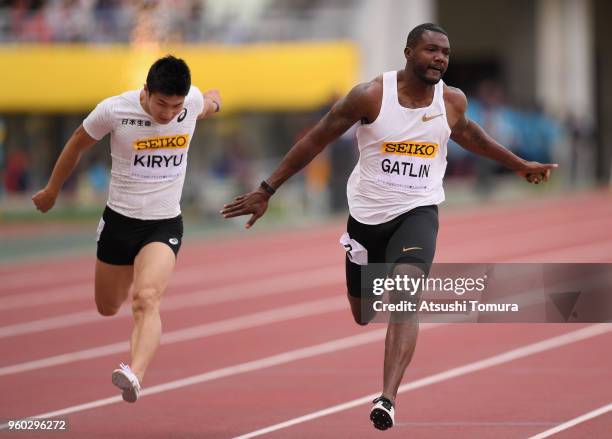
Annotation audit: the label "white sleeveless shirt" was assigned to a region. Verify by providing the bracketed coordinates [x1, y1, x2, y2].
[346, 71, 450, 225]
[83, 86, 204, 220]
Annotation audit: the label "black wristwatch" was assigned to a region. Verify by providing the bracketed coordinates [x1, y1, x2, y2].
[260, 180, 276, 196]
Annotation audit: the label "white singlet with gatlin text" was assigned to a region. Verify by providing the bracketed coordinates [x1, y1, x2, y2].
[346, 71, 451, 225]
[83, 86, 204, 220]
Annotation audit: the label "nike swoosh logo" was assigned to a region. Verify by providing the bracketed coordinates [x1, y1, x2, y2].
[422, 113, 444, 122]
[402, 246, 422, 252]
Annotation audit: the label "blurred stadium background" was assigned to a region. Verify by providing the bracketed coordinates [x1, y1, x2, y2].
[0, 0, 611, 260]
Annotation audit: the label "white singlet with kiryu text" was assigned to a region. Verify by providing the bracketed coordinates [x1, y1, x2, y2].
[83, 85, 204, 220]
[346, 71, 451, 225]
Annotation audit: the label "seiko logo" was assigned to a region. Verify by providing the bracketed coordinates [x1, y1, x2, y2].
[381, 142, 438, 158]
[122, 119, 151, 127]
[132, 134, 190, 151]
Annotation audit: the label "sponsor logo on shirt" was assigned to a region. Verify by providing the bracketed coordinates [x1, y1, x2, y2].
[381, 141, 438, 158]
[132, 134, 190, 151]
[122, 119, 151, 127]
[133, 154, 184, 168]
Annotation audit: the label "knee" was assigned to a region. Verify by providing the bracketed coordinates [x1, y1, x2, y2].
[349, 302, 376, 326]
[96, 301, 121, 317]
[353, 315, 371, 326]
[392, 263, 424, 278]
[132, 286, 161, 314]
[347, 291, 378, 326]
[391, 263, 425, 305]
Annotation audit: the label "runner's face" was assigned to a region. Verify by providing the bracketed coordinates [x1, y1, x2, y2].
[145, 91, 185, 124]
[406, 31, 450, 85]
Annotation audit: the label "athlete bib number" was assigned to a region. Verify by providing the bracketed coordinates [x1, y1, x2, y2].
[377, 141, 439, 191]
[377, 157, 433, 190]
[131, 133, 189, 180]
[131, 150, 187, 180]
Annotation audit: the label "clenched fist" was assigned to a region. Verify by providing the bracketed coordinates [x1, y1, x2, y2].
[32, 188, 58, 213]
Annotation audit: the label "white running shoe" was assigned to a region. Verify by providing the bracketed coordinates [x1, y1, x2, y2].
[112, 363, 142, 403]
[370, 396, 395, 430]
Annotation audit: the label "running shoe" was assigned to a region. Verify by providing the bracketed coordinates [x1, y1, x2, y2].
[112, 363, 142, 403]
[370, 396, 395, 430]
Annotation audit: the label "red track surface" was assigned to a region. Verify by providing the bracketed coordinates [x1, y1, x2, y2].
[1, 190, 611, 438]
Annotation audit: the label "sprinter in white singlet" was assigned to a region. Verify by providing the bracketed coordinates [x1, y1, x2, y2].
[222, 24, 557, 431]
[33, 55, 221, 403]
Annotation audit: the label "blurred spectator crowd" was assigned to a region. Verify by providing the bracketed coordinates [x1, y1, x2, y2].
[0, 1, 589, 213]
[1, 0, 207, 43]
[447, 80, 567, 197]
[0, 0, 353, 43]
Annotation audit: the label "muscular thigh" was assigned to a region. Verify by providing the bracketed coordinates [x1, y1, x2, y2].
[95, 259, 133, 306]
[132, 242, 176, 298]
[344, 206, 439, 299]
[386, 205, 439, 275]
[344, 215, 396, 299]
[96, 206, 183, 266]
[95, 205, 183, 300]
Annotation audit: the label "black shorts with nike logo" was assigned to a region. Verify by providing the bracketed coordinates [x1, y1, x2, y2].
[345, 205, 438, 298]
[96, 206, 183, 265]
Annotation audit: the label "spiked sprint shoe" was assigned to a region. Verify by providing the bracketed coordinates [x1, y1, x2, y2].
[370, 396, 395, 430]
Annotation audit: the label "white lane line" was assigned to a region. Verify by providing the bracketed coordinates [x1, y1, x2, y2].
[0, 266, 342, 338]
[0, 232, 327, 289]
[5, 214, 607, 310]
[0, 284, 90, 311]
[0, 245, 337, 309]
[0, 266, 92, 290]
[527, 402, 612, 439]
[0, 227, 339, 287]
[0, 295, 346, 376]
[233, 324, 612, 439]
[0, 328, 393, 430]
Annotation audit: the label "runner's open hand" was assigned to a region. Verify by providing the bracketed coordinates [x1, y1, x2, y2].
[515, 161, 558, 184]
[221, 189, 270, 229]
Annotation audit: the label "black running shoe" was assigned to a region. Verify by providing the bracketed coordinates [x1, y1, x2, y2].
[370, 396, 395, 430]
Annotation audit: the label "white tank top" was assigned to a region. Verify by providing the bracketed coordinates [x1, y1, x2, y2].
[83, 86, 204, 220]
[346, 71, 450, 225]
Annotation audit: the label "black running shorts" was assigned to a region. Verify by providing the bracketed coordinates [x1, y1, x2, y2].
[96, 206, 183, 265]
[344, 205, 439, 298]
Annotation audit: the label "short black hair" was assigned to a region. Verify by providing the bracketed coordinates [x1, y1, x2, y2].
[146, 55, 191, 96]
[406, 23, 448, 48]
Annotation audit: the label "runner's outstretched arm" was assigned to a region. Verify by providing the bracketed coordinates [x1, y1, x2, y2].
[446, 86, 558, 184]
[32, 125, 97, 213]
[221, 82, 376, 228]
